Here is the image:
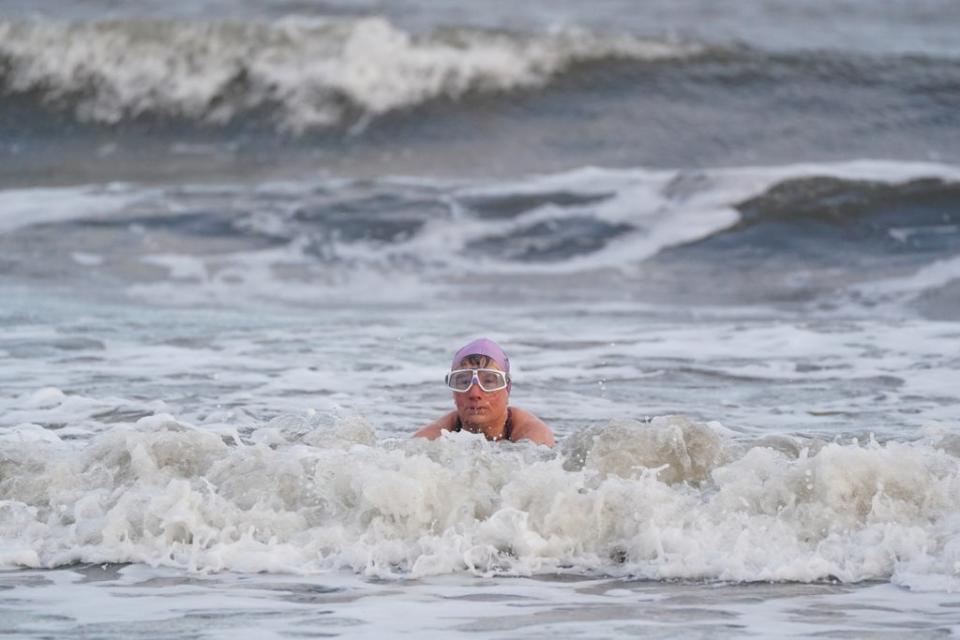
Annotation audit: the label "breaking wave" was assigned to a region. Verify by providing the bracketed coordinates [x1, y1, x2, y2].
[2, 160, 959, 309]
[0, 17, 699, 132]
[1, 414, 958, 588]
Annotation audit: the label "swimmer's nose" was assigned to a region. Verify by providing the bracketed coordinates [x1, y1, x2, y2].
[466, 379, 484, 398]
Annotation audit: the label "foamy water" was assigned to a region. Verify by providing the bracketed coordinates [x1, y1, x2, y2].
[2, 413, 958, 583]
[2, 284, 959, 598]
[0, 17, 698, 132]
[5, 565, 956, 639]
[3, 160, 957, 308]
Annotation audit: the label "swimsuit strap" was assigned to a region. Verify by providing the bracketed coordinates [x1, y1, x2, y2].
[453, 408, 513, 441]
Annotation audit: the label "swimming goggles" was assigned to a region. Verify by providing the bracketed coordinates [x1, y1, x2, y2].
[445, 368, 510, 393]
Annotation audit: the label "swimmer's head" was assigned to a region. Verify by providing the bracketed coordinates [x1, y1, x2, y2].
[450, 337, 511, 394]
[451, 338, 510, 373]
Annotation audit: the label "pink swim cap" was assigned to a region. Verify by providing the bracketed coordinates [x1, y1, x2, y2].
[451, 338, 510, 373]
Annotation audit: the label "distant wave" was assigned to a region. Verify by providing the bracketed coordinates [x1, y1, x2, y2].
[0, 17, 700, 132]
[439, 163, 960, 270]
[3, 162, 958, 254]
[707, 176, 960, 254]
[1, 161, 958, 308]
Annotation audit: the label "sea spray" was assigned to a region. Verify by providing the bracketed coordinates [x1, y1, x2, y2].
[1, 414, 957, 586]
[0, 18, 699, 132]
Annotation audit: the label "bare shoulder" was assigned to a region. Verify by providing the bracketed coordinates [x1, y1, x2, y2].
[509, 407, 556, 447]
[412, 411, 458, 440]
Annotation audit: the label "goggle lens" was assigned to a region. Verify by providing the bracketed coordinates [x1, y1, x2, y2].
[446, 368, 509, 393]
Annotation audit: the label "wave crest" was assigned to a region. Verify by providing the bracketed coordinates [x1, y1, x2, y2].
[0, 17, 699, 132]
[2, 414, 959, 586]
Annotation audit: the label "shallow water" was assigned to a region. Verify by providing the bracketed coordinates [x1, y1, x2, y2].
[2, 566, 958, 639]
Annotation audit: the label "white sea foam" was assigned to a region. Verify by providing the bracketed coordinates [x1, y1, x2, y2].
[0, 423, 63, 444]
[49, 159, 947, 308]
[0, 183, 145, 233]
[436, 160, 960, 275]
[2, 285, 957, 443]
[2, 159, 957, 308]
[0, 414, 957, 588]
[70, 252, 104, 267]
[854, 254, 960, 298]
[0, 17, 700, 132]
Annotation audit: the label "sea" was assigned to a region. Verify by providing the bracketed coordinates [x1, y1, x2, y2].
[1, 0, 960, 637]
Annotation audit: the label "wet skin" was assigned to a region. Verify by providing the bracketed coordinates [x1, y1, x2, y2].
[414, 360, 555, 446]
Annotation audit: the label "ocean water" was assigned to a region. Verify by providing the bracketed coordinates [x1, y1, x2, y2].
[2, 1, 960, 637]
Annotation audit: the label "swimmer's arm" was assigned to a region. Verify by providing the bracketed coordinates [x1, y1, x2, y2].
[412, 411, 458, 440]
[509, 407, 556, 447]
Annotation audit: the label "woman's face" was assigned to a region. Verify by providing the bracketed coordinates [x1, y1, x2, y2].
[452, 359, 509, 432]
